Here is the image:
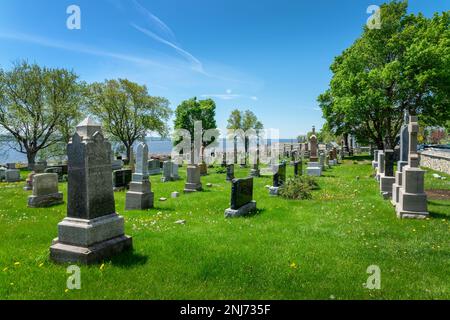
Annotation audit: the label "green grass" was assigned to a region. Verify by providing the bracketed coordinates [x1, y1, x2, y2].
[0, 155, 449, 300]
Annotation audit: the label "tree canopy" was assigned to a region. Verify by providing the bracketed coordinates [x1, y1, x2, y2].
[173, 97, 218, 148]
[0, 61, 84, 166]
[87, 79, 171, 160]
[318, 1, 450, 149]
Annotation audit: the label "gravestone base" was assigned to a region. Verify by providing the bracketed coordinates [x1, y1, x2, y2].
[380, 176, 395, 199]
[161, 176, 173, 183]
[225, 201, 257, 218]
[307, 166, 321, 177]
[50, 213, 132, 264]
[396, 191, 428, 220]
[250, 169, 260, 178]
[28, 192, 64, 208]
[184, 183, 203, 193]
[148, 169, 161, 176]
[125, 181, 154, 210]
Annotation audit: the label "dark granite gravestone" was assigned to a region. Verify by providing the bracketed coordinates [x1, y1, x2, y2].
[226, 164, 235, 181]
[225, 177, 257, 218]
[380, 149, 396, 199]
[50, 117, 132, 264]
[384, 150, 394, 177]
[270, 162, 287, 195]
[113, 169, 132, 191]
[294, 160, 302, 176]
[273, 162, 287, 188]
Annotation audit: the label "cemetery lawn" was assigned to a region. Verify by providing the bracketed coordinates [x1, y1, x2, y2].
[0, 155, 449, 300]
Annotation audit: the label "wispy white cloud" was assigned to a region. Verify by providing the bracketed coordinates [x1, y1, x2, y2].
[130, 0, 206, 75]
[131, 0, 177, 43]
[201, 90, 258, 101]
[131, 23, 205, 74]
[0, 31, 168, 68]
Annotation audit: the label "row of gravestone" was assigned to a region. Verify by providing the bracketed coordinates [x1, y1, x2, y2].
[373, 115, 428, 219]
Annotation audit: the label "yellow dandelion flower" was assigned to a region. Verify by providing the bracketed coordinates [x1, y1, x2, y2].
[3, 267, 8, 272]
[289, 262, 298, 269]
[39, 263, 44, 268]
[14, 262, 20, 266]
[65, 289, 69, 293]
[100, 263, 105, 271]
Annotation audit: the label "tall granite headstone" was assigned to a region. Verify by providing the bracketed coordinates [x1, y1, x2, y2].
[125, 143, 154, 210]
[226, 164, 235, 182]
[396, 116, 428, 219]
[50, 117, 132, 264]
[309, 126, 318, 162]
[392, 113, 410, 206]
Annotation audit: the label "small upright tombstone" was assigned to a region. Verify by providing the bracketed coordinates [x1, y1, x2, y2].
[269, 162, 286, 195]
[161, 161, 173, 182]
[376, 151, 385, 182]
[294, 160, 302, 176]
[5, 169, 20, 182]
[396, 116, 428, 219]
[226, 164, 235, 182]
[184, 165, 203, 193]
[113, 169, 132, 191]
[0, 167, 6, 181]
[148, 159, 161, 175]
[24, 164, 45, 190]
[172, 162, 180, 180]
[28, 173, 63, 208]
[380, 149, 396, 199]
[50, 117, 132, 264]
[225, 177, 257, 218]
[372, 150, 380, 169]
[6, 163, 16, 170]
[125, 143, 154, 210]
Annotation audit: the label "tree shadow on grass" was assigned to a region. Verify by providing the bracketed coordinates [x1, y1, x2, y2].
[429, 211, 450, 220]
[110, 250, 149, 268]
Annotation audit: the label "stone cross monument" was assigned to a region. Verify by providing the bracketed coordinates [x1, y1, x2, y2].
[396, 116, 428, 219]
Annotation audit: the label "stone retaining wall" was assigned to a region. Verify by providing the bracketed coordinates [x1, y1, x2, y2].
[420, 149, 450, 175]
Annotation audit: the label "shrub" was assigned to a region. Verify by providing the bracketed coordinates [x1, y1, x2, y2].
[279, 176, 317, 200]
[215, 167, 226, 174]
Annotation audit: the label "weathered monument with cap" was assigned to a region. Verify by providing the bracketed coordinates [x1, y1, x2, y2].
[50, 117, 133, 264]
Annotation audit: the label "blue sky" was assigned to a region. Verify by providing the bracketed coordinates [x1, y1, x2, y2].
[0, 0, 448, 138]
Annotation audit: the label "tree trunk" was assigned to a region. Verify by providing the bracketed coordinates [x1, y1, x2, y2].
[27, 151, 37, 170]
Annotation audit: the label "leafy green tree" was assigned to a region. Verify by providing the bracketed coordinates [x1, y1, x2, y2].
[0, 61, 84, 166]
[87, 79, 171, 160]
[173, 97, 218, 155]
[226, 109, 264, 165]
[319, 1, 450, 149]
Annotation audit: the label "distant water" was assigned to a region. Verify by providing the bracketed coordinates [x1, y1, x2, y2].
[0, 138, 299, 163]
